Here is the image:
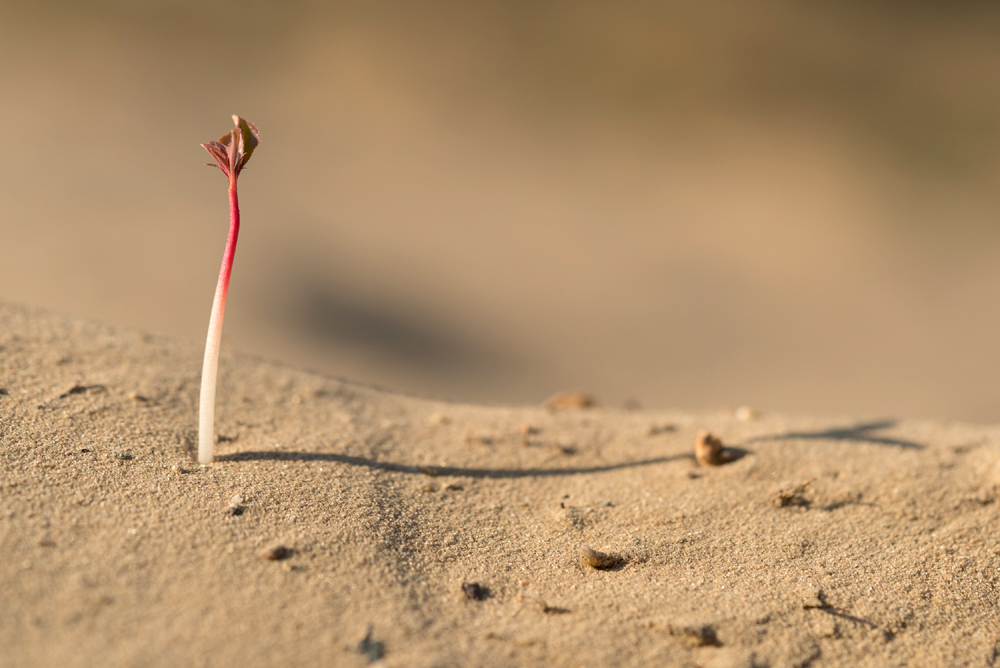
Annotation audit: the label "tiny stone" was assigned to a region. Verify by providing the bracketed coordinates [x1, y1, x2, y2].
[260, 545, 293, 561]
[599, 500, 613, 507]
[461, 582, 490, 601]
[579, 546, 621, 569]
[695, 431, 734, 466]
[735, 406, 757, 421]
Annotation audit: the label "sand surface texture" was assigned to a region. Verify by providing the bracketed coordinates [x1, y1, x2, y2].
[2, 302, 1000, 667]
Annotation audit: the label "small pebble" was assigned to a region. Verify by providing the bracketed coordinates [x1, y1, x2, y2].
[695, 431, 734, 466]
[461, 582, 490, 601]
[226, 500, 244, 516]
[260, 545, 293, 561]
[544, 390, 596, 411]
[580, 546, 621, 569]
[735, 406, 757, 421]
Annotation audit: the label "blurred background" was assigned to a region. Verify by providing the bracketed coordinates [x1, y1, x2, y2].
[4, 0, 1000, 422]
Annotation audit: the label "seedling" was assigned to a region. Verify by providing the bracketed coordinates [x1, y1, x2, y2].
[197, 115, 260, 464]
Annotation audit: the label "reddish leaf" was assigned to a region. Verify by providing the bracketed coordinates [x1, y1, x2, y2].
[201, 116, 260, 182]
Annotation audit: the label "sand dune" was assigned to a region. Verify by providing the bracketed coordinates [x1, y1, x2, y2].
[2, 301, 999, 667]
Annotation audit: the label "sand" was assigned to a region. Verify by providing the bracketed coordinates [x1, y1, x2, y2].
[2, 301, 1000, 667]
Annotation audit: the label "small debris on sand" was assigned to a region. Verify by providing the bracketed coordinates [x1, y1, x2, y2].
[226, 493, 244, 516]
[259, 544, 293, 561]
[59, 383, 106, 399]
[695, 431, 735, 466]
[647, 423, 676, 436]
[668, 623, 721, 647]
[579, 546, 621, 569]
[461, 582, 490, 601]
[544, 390, 596, 411]
[539, 600, 571, 614]
[357, 626, 385, 662]
[773, 478, 817, 508]
[735, 406, 758, 421]
[464, 431, 495, 446]
[556, 443, 577, 455]
[428, 412, 450, 426]
[518, 423, 539, 436]
[128, 392, 148, 403]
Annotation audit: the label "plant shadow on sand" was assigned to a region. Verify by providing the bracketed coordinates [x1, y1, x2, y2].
[746, 419, 925, 450]
[217, 451, 698, 479]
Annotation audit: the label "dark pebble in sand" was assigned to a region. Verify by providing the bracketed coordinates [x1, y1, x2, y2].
[461, 582, 490, 601]
[260, 545, 293, 561]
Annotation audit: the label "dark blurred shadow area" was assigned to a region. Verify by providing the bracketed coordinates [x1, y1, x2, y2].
[4, 0, 1000, 419]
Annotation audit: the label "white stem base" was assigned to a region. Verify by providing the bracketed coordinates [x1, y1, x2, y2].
[198, 286, 226, 464]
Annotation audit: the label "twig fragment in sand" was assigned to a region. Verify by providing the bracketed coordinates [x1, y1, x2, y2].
[58, 383, 106, 399]
[668, 623, 721, 647]
[539, 600, 571, 614]
[694, 430, 737, 466]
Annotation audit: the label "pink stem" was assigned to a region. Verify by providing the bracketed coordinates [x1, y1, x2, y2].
[198, 178, 240, 464]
